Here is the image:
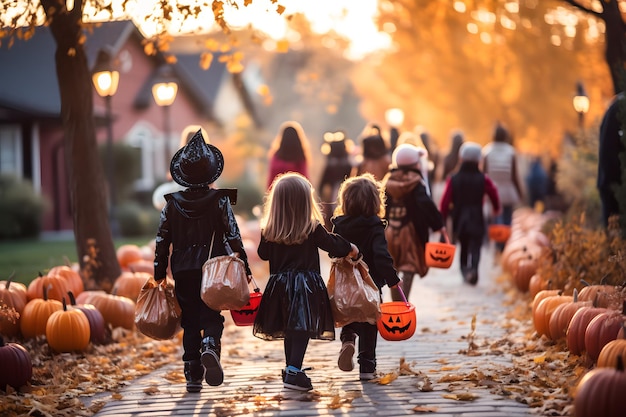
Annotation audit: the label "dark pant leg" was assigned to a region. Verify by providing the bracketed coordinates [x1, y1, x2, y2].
[354, 322, 378, 373]
[174, 269, 225, 362]
[340, 324, 358, 343]
[458, 234, 469, 271]
[284, 330, 310, 369]
[467, 234, 482, 271]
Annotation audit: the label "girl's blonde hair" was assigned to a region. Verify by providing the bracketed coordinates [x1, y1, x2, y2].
[334, 173, 386, 218]
[261, 172, 324, 244]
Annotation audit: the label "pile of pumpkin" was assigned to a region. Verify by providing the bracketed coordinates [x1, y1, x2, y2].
[0, 244, 158, 392]
[499, 208, 626, 417]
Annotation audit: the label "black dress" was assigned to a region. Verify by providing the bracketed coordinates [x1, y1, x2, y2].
[253, 223, 352, 341]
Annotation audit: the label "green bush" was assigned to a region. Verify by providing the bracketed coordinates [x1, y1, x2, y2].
[0, 175, 47, 239]
[115, 202, 160, 237]
[220, 178, 264, 220]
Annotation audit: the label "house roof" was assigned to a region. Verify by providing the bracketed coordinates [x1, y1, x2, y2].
[0, 21, 141, 119]
[0, 20, 259, 126]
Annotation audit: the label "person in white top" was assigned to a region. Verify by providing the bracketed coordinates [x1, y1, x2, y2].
[482, 122, 524, 251]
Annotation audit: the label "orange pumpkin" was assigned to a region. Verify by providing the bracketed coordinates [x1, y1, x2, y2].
[0, 276, 28, 336]
[20, 286, 63, 339]
[529, 275, 549, 299]
[531, 289, 561, 318]
[566, 305, 608, 356]
[578, 282, 625, 310]
[116, 244, 144, 269]
[47, 265, 84, 297]
[548, 289, 592, 341]
[597, 326, 626, 368]
[112, 271, 151, 302]
[87, 292, 136, 330]
[75, 290, 106, 305]
[584, 308, 625, 362]
[125, 260, 154, 275]
[512, 256, 537, 293]
[46, 298, 90, 352]
[377, 301, 416, 341]
[424, 242, 455, 269]
[533, 294, 573, 338]
[574, 357, 626, 417]
[26, 273, 70, 302]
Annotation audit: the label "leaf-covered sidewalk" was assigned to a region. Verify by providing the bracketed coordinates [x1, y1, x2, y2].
[3, 243, 583, 416]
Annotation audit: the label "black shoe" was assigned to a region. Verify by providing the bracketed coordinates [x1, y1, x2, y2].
[201, 336, 224, 386]
[283, 367, 313, 391]
[466, 269, 478, 285]
[184, 360, 203, 393]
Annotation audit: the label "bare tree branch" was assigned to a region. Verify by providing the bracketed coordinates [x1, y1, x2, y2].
[561, 0, 603, 19]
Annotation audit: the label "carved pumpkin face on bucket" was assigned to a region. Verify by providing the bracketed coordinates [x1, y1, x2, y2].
[377, 301, 417, 341]
[230, 291, 262, 326]
[488, 224, 511, 243]
[425, 242, 455, 268]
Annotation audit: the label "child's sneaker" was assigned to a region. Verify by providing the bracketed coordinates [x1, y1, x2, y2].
[201, 336, 224, 386]
[337, 341, 355, 371]
[184, 360, 204, 393]
[283, 366, 313, 391]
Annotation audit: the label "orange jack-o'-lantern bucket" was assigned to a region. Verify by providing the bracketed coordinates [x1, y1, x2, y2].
[488, 224, 511, 243]
[230, 279, 262, 326]
[425, 242, 455, 269]
[377, 286, 416, 341]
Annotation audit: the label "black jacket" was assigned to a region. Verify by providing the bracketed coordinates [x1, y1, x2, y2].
[154, 188, 251, 280]
[332, 215, 400, 290]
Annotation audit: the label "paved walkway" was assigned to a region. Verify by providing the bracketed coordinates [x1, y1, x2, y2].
[93, 242, 532, 417]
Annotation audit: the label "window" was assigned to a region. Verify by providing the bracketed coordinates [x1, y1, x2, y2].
[0, 125, 22, 177]
[124, 121, 158, 191]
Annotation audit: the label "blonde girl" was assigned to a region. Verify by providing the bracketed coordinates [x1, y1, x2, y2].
[253, 172, 358, 391]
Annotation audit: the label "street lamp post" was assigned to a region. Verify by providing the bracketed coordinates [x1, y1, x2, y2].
[152, 65, 178, 178]
[573, 81, 590, 130]
[385, 108, 405, 152]
[92, 48, 120, 235]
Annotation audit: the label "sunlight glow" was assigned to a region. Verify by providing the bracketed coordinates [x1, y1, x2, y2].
[453, 1, 466, 13]
[500, 16, 516, 30]
[103, 0, 391, 60]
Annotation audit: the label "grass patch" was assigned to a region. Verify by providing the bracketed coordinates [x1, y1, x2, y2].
[0, 236, 153, 286]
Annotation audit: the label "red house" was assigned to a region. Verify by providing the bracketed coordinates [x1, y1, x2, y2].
[0, 20, 261, 233]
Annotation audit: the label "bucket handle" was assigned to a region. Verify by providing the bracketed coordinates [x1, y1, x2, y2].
[249, 275, 261, 293]
[396, 284, 410, 305]
[439, 228, 451, 245]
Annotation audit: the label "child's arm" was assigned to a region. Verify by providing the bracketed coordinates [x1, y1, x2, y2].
[484, 175, 501, 216]
[371, 224, 401, 288]
[313, 223, 356, 258]
[438, 177, 453, 221]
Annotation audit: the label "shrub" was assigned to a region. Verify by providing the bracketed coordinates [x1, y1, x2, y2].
[0, 175, 47, 239]
[114, 202, 160, 237]
[536, 213, 626, 294]
[220, 178, 264, 220]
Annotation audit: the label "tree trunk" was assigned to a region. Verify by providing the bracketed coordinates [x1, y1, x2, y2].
[602, 0, 626, 95]
[42, 0, 121, 290]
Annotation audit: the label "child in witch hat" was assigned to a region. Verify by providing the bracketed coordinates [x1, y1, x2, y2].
[153, 129, 253, 392]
